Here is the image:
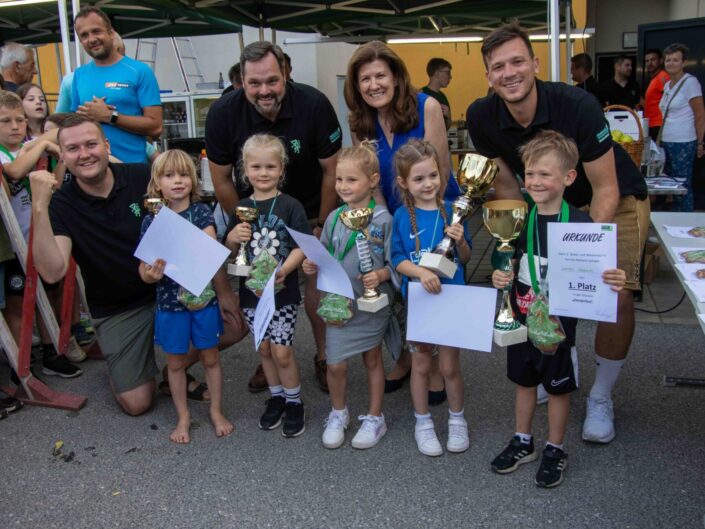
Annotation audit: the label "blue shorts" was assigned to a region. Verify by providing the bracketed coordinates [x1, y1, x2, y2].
[154, 304, 223, 354]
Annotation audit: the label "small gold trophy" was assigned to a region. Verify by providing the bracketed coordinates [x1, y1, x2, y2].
[483, 199, 528, 347]
[143, 197, 167, 215]
[339, 208, 389, 313]
[419, 154, 499, 279]
[227, 206, 259, 277]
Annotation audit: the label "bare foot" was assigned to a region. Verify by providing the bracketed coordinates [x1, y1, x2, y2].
[170, 417, 191, 444]
[211, 411, 234, 438]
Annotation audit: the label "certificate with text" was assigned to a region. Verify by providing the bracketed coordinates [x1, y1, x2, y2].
[547, 223, 618, 322]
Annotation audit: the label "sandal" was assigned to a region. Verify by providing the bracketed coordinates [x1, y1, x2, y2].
[158, 370, 210, 402]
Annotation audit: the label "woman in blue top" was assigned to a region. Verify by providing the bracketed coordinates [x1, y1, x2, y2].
[344, 40, 458, 214]
[344, 40, 457, 398]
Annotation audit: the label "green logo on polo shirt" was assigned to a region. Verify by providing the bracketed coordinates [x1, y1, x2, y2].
[596, 125, 610, 143]
[329, 128, 341, 144]
[290, 139, 301, 154]
[129, 203, 141, 217]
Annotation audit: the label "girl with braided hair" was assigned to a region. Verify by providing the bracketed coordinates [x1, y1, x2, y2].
[390, 139, 472, 457]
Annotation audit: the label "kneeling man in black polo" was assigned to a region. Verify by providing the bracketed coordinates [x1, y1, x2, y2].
[29, 115, 242, 415]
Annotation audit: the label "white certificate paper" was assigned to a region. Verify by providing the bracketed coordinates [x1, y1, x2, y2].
[286, 227, 354, 299]
[253, 263, 280, 351]
[664, 225, 705, 239]
[675, 263, 705, 281]
[547, 223, 617, 322]
[406, 282, 495, 352]
[672, 247, 705, 264]
[134, 206, 230, 296]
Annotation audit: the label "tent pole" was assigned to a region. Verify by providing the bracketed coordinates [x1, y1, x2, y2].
[58, 0, 73, 74]
[72, 0, 81, 67]
[564, 0, 572, 84]
[238, 32, 245, 51]
[549, 0, 560, 81]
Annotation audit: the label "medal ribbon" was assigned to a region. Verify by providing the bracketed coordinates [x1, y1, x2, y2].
[526, 200, 569, 294]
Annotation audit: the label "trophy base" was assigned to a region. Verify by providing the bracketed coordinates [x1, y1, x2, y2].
[357, 293, 389, 313]
[419, 253, 456, 279]
[227, 263, 251, 277]
[493, 325, 527, 347]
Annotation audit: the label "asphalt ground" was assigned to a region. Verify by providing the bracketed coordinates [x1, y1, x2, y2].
[1, 314, 705, 529]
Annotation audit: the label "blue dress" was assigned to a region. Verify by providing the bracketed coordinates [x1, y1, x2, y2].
[375, 92, 460, 215]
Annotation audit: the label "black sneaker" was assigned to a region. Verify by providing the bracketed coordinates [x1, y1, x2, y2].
[259, 396, 286, 430]
[0, 395, 23, 419]
[491, 435, 538, 474]
[535, 445, 568, 488]
[282, 401, 305, 437]
[42, 349, 83, 378]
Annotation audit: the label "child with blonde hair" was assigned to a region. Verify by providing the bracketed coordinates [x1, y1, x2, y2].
[391, 138, 472, 457]
[139, 149, 233, 444]
[225, 134, 310, 438]
[303, 140, 399, 449]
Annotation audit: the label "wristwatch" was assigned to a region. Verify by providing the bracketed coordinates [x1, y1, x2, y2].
[109, 110, 119, 124]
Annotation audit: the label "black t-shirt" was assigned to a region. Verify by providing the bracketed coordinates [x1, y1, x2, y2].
[467, 80, 647, 208]
[224, 193, 311, 309]
[577, 76, 600, 99]
[205, 81, 342, 219]
[598, 78, 641, 109]
[49, 163, 155, 317]
[510, 205, 592, 349]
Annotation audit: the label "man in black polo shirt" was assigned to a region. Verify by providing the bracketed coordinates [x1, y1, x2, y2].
[598, 55, 641, 109]
[570, 53, 599, 99]
[206, 41, 342, 393]
[467, 23, 650, 445]
[29, 115, 242, 415]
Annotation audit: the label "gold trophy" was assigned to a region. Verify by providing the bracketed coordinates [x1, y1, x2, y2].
[227, 206, 259, 277]
[143, 197, 167, 215]
[483, 199, 528, 347]
[419, 154, 499, 279]
[339, 207, 389, 313]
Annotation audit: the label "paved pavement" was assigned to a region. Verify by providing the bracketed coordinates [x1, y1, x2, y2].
[2, 213, 705, 529]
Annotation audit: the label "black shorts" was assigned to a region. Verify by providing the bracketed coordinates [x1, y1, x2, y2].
[5, 257, 60, 297]
[507, 341, 578, 395]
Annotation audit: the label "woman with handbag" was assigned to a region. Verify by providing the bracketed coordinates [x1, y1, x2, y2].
[658, 43, 705, 212]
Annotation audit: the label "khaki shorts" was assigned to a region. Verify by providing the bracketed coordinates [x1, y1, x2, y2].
[93, 303, 159, 393]
[613, 195, 651, 291]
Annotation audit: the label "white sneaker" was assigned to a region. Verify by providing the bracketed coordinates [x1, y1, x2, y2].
[414, 420, 442, 457]
[322, 409, 349, 449]
[351, 414, 387, 449]
[582, 397, 615, 443]
[536, 384, 548, 405]
[447, 416, 470, 453]
[65, 337, 87, 363]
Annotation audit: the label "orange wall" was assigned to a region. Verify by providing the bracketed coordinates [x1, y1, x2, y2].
[389, 0, 588, 124]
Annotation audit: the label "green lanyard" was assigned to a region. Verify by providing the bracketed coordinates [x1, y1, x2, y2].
[0, 143, 19, 162]
[252, 192, 279, 227]
[0, 143, 32, 196]
[526, 200, 569, 294]
[327, 198, 375, 261]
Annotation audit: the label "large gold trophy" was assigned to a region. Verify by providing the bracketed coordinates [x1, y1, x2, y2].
[483, 199, 528, 346]
[419, 154, 499, 278]
[227, 206, 259, 277]
[339, 207, 388, 313]
[144, 197, 167, 215]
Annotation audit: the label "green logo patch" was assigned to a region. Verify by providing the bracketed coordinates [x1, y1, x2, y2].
[129, 203, 142, 217]
[596, 125, 610, 143]
[601, 225, 613, 231]
[290, 139, 301, 154]
[329, 128, 341, 143]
